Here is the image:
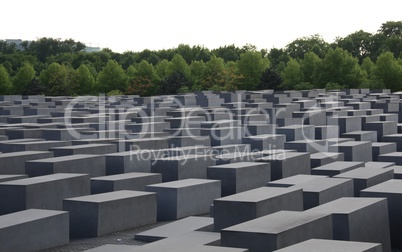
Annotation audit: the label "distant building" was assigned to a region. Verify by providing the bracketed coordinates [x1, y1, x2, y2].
[83, 46, 101, 53]
[4, 39, 26, 51]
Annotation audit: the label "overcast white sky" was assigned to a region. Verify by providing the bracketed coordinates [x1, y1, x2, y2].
[2, 0, 401, 53]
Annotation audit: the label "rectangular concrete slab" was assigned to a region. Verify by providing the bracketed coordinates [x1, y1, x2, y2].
[207, 162, 271, 196]
[0, 173, 90, 214]
[91, 172, 162, 194]
[0, 209, 69, 252]
[221, 210, 333, 252]
[146, 178, 221, 220]
[307, 197, 391, 252]
[64, 190, 157, 238]
[214, 187, 303, 231]
[273, 239, 382, 252]
[135, 216, 213, 242]
[25, 154, 106, 177]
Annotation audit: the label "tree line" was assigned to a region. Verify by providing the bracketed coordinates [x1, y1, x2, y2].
[0, 21, 402, 96]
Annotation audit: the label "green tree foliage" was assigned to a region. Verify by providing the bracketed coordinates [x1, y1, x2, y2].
[160, 71, 191, 95]
[372, 52, 402, 92]
[336, 30, 373, 62]
[12, 62, 35, 94]
[236, 51, 270, 90]
[258, 68, 283, 90]
[201, 56, 226, 89]
[300, 51, 321, 84]
[211, 44, 244, 62]
[126, 61, 159, 96]
[155, 59, 170, 80]
[39, 63, 71, 95]
[0, 65, 12, 94]
[281, 59, 304, 89]
[96, 60, 127, 93]
[75, 64, 95, 95]
[286, 34, 329, 59]
[190, 61, 206, 87]
[315, 48, 367, 88]
[1, 21, 402, 95]
[166, 54, 190, 78]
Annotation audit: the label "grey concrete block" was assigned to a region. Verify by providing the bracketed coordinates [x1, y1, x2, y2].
[311, 161, 364, 176]
[284, 139, 328, 153]
[135, 216, 213, 242]
[64, 190, 157, 238]
[207, 162, 271, 196]
[364, 121, 397, 142]
[221, 211, 333, 252]
[372, 142, 397, 161]
[0, 151, 53, 174]
[0, 173, 90, 214]
[0, 209, 69, 252]
[257, 152, 311, 180]
[1, 140, 71, 153]
[273, 239, 382, 252]
[381, 134, 402, 152]
[328, 116, 362, 134]
[146, 178, 221, 220]
[214, 187, 303, 231]
[334, 168, 394, 196]
[276, 125, 315, 141]
[242, 134, 286, 151]
[378, 152, 402, 165]
[51, 143, 117, 156]
[361, 179, 402, 249]
[293, 177, 354, 210]
[342, 131, 378, 142]
[329, 141, 372, 162]
[310, 152, 344, 168]
[307, 197, 391, 251]
[315, 125, 340, 139]
[267, 174, 328, 188]
[0, 174, 28, 182]
[91, 172, 162, 194]
[151, 155, 216, 182]
[25, 154, 106, 177]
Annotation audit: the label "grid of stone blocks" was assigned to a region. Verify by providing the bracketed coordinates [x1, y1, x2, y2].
[0, 89, 402, 251]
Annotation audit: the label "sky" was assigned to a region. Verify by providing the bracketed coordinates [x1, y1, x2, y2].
[2, 0, 401, 53]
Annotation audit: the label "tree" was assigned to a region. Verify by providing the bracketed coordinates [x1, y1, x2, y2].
[286, 34, 329, 59]
[75, 64, 95, 95]
[39, 63, 70, 95]
[315, 48, 367, 88]
[336, 30, 373, 62]
[96, 60, 128, 93]
[12, 62, 35, 94]
[201, 55, 226, 89]
[281, 59, 304, 89]
[211, 44, 244, 62]
[155, 59, 170, 80]
[190, 61, 206, 87]
[126, 61, 159, 96]
[300, 51, 321, 84]
[378, 21, 402, 37]
[267, 48, 290, 70]
[236, 51, 269, 90]
[258, 68, 283, 90]
[0, 65, 12, 94]
[372, 52, 402, 92]
[166, 54, 190, 78]
[160, 71, 191, 95]
[361, 57, 375, 79]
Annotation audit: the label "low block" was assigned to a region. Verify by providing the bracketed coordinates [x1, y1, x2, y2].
[221, 211, 333, 252]
[146, 178, 221, 220]
[273, 239, 382, 252]
[207, 162, 271, 196]
[91, 172, 162, 194]
[213, 187, 303, 231]
[64, 190, 157, 238]
[0, 173, 90, 215]
[0, 209, 69, 252]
